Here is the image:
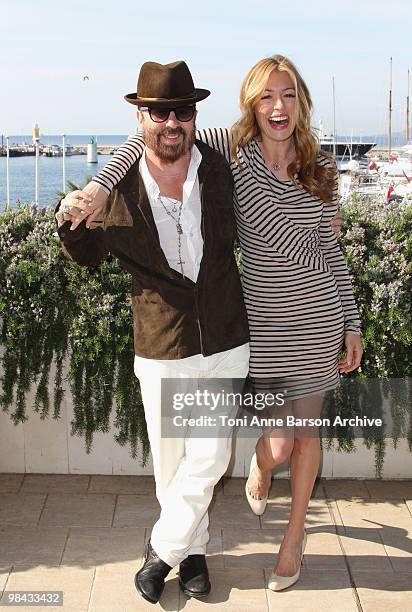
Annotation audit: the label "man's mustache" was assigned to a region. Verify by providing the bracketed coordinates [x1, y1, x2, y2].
[159, 127, 185, 137]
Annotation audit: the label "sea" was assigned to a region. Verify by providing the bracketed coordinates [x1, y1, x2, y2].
[0, 135, 130, 212]
[0, 131, 407, 212]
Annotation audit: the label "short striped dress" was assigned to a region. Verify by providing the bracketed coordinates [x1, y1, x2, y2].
[92, 128, 361, 399]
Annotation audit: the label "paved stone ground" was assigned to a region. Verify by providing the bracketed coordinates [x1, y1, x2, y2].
[0, 474, 411, 611]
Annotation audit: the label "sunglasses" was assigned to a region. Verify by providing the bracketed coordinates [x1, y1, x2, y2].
[139, 105, 196, 123]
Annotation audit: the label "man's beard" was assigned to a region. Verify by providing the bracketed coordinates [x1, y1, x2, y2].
[142, 124, 196, 162]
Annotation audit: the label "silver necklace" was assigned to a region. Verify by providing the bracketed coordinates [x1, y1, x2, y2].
[255, 139, 294, 174]
[158, 195, 185, 277]
[252, 140, 283, 178]
[160, 195, 179, 213]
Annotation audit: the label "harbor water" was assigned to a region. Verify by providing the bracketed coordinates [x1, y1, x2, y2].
[0, 153, 116, 212]
[0, 132, 379, 212]
[1, 152, 368, 212]
[0, 134, 133, 211]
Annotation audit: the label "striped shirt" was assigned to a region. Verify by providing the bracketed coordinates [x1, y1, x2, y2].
[92, 128, 361, 393]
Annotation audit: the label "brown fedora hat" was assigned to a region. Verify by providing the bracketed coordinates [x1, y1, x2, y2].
[124, 60, 210, 107]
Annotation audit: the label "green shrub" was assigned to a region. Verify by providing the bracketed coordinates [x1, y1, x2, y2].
[0, 195, 411, 473]
[0, 203, 148, 461]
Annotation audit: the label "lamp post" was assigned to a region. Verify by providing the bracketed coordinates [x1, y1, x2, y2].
[388, 57, 392, 158]
[6, 136, 10, 210]
[407, 69, 410, 145]
[62, 134, 66, 191]
[33, 123, 40, 205]
[332, 76, 336, 158]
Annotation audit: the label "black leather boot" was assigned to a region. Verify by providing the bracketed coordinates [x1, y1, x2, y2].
[179, 554, 211, 598]
[134, 541, 172, 604]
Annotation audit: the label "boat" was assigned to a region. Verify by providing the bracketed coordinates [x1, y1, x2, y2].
[354, 174, 385, 197]
[334, 62, 411, 204]
[0, 146, 36, 157]
[378, 158, 412, 178]
[316, 82, 376, 158]
[42, 144, 62, 157]
[316, 121, 375, 157]
[43, 143, 75, 156]
[319, 133, 376, 157]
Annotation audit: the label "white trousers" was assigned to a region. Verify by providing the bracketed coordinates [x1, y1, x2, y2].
[134, 342, 250, 567]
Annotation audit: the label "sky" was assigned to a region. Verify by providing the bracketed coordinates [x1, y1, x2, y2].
[1, 0, 411, 137]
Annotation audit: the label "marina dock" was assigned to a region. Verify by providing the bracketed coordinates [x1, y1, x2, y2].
[1, 142, 407, 160]
[0, 144, 119, 157]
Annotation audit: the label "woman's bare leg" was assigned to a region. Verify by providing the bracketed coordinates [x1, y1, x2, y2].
[273, 393, 324, 576]
[247, 400, 294, 500]
[247, 433, 294, 499]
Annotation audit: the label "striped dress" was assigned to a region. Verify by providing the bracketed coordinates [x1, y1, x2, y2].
[92, 129, 361, 399]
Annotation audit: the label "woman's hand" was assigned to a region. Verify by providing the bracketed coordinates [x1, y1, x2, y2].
[337, 332, 363, 374]
[57, 183, 109, 230]
[331, 209, 343, 238]
[56, 189, 93, 228]
[83, 183, 110, 229]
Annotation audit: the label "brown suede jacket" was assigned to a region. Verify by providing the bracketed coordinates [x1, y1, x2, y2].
[57, 140, 249, 359]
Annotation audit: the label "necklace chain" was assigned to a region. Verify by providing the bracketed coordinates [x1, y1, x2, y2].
[255, 139, 294, 174]
[159, 195, 179, 213]
[158, 195, 186, 277]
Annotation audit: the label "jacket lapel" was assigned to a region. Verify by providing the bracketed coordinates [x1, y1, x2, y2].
[136, 174, 162, 246]
[120, 146, 214, 285]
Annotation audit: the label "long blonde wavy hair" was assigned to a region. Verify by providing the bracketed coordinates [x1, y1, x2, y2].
[230, 55, 336, 203]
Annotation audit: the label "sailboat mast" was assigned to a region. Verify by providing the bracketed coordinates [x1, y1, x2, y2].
[388, 57, 392, 157]
[407, 69, 410, 145]
[332, 76, 336, 157]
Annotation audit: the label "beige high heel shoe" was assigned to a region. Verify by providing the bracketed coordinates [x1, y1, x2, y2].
[245, 453, 268, 516]
[267, 530, 307, 591]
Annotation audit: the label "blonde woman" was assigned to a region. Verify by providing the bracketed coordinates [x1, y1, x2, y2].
[68, 55, 362, 591]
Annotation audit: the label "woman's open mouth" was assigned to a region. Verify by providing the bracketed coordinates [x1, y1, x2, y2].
[268, 115, 290, 130]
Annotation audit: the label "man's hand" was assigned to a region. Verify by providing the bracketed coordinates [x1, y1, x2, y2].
[337, 332, 363, 374]
[56, 183, 109, 230]
[331, 209, 343, 238]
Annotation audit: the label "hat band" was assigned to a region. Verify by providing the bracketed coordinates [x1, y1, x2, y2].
[136, 91, 197, 101]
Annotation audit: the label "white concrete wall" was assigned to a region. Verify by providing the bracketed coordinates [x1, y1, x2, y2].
[1, 383, 411, 478]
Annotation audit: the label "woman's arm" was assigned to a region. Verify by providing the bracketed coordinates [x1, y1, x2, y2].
[92, 134, 146, 193]
[319, 172, 361, 334]
[72, 128, 232, 230]
[320, 179, 363, 373]
[91, 128, 232, 195]
[195, 128, 231, 162]
[92, 128, 232, 195]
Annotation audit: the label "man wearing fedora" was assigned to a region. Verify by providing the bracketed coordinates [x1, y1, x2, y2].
[56, 60, 250, 605]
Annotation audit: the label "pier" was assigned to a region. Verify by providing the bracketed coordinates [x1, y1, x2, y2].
[0, 144, 119, 157]
[1, 142, 408, 160]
